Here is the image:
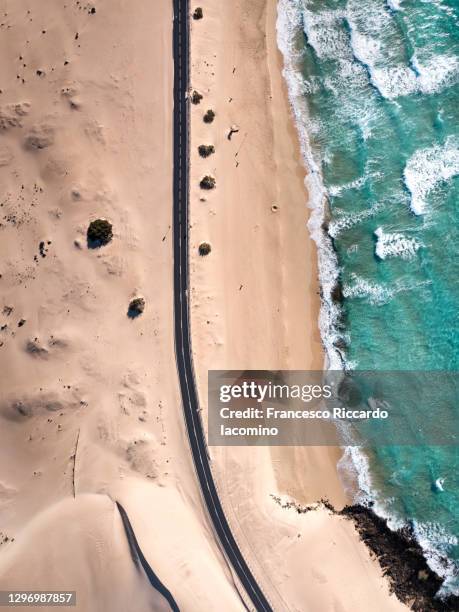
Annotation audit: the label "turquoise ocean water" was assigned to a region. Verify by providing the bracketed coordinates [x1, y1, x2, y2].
[277, 0, 459, 595]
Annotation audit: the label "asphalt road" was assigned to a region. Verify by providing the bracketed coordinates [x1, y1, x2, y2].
[172, 1, 273, 611]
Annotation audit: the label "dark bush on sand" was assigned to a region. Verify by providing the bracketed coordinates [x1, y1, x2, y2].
[193, 7, 203, 20]
[191, 90, 203, 104]
[199, 242, 211, 256]
[200, 175, 216, 190]
[87, 219, 113, 248]
[203, 109, 215, 123]
[128, 297, 146, 318]
[198, 144, 215, 158]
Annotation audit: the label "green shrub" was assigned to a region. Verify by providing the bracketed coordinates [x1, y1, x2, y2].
[200, 175, 216, 190]
[203, 109, 215, 123]
[199, 242, 211, 256]
[128, 297, 146, 318]
[191, 90, 203, 104]
[198, 144, 215, 158]
[87, 218, 113, 248]
[193, 7, 203, 20]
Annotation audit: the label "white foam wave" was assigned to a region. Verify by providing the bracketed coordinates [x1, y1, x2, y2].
[370, 64, 418, 99]
[374, 227, 421, 260]
[413, 522, 459, 596]
[404, 139, 459, 215]
[323, 58, 367, 90]
[350, 30, 382, 69]
[414, 54, 459, 95]
[338, 447, 374, 504]
[387, 0, 402, 11]
[338, 447, 407, 530]
[343, 273, 430, 305]
[342, 274, 395, 304]
[300, 0, 459, 102]
[347, 7, 459, 100]
[328, 175, 367, 198]
[369, 53, 458, 100]
[301, 7, 350, 62]
[347, 0, 393, 37]
[328, 206, 380, 239]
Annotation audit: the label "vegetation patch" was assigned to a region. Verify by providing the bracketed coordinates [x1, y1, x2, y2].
[128, 297, 146, 319]
[193, 7, 203, 20]
[191, 90, 203, 105]
[87, 218, 113, 248]
[198, 144, 215, 158]
[203, 109, 215, 124]
[199, 242, 211, 256]
[200, 175, 216, 190]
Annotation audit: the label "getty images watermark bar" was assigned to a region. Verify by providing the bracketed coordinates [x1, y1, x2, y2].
[208, 370, 459, 446]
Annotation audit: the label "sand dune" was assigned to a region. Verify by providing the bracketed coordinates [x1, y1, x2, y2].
[0, 1, 246, 610]
[0, 495, 172, 611]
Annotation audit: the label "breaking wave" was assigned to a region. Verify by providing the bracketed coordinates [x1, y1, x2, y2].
[404, 138, 459, 215]
[374, 227, 421, 260]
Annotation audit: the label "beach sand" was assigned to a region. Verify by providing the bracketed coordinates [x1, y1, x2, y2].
[190, 0, 407, 609]
[0, 1, 245, 610]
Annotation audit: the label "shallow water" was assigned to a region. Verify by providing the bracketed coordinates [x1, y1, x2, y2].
[277, 0, 459, 594]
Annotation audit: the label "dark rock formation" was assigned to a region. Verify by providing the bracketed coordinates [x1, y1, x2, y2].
[340, 504, 459, 611]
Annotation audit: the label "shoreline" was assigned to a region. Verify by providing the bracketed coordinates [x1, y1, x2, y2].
[276, 0, 344, 373]
[275, 0, 459, 600]
[265, 0, 348, 510]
